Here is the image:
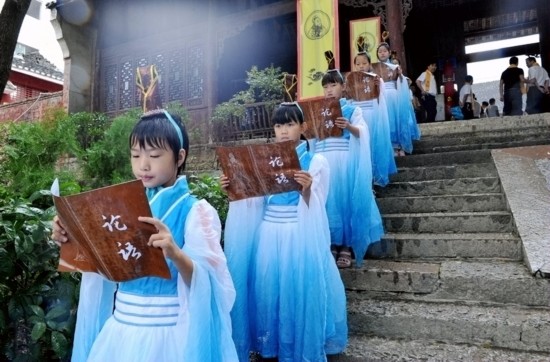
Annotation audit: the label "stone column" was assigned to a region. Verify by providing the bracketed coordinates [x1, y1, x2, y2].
[50, 8, 96, 113]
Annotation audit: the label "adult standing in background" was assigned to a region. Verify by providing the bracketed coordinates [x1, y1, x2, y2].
[525, 56, 550, 114]
[458, 75, 474, 120]
[499, 56, 525, 116]
[416, 61, 438, 122]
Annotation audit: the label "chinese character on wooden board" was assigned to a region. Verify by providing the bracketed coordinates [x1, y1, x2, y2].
[53, 179, 171, 282]
[298, 97, 343, 140]
[216, 140, 302, 201]
[345, 71, 380, 101]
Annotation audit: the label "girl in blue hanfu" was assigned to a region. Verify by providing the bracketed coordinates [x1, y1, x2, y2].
[316, 69, 384, 269]
[221, 102, 348, 361]
[372, 42, 420, 156]
[349, 48, 397, 187]
[51, 110, 238, 362]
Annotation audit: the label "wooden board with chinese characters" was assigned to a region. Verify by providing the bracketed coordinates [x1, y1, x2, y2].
[345, 71, 380, 101]
[298, 97, 343, 140]
[53, 179, 171, 282]
[216, 140, 302, 201]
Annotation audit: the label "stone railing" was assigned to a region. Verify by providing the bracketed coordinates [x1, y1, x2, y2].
[212, 101, 276, 142]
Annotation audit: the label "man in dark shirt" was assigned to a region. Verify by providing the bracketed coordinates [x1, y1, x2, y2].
[499, 56, 525, 116]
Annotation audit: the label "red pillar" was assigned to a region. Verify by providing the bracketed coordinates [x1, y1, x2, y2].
[386, 0, 407, 74]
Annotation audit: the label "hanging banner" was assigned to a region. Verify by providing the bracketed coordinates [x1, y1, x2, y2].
[297, 0, 339, 100]
[349, 17, 381, 70]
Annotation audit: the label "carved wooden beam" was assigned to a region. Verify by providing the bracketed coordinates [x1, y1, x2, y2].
[338, 0, 413, 30]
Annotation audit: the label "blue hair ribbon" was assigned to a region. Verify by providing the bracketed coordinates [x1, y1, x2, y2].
[162, 110, 183, 149]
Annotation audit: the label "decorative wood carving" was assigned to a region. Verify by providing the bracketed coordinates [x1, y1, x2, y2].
[338, 0, 413, 30]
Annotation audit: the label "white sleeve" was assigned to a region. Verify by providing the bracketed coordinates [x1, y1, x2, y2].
[179, 200, 238, 361]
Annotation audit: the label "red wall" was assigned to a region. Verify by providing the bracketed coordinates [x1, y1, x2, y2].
[0, 91, 64, 123]
[8, 71, 63, 103]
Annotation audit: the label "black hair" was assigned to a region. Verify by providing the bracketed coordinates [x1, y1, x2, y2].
[526, 56, 537, 63]
[271, 103, 304, 126]
[465, 75, 473, 83]
[354, 51, 371, 65]
[376, 42, 390, 60]
[509, 56, 519, 65]
[482, 101, 489, 106]
[321, 69, 344, 86]
[489, 98, 496, 104]
[129, 110, 190, 173]
[271, 103, 310, 149]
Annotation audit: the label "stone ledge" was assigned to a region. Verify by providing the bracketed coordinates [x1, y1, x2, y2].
[492, 145, 550, 277]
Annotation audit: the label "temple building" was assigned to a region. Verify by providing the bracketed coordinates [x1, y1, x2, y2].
[5, 0, 549, 129]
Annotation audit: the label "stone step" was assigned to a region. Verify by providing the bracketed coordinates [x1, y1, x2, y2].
[418, 126, 550, 144]
[413, 124, 550, 154]
[390, 162, 498, 182]
[341, 260, 550, 306]
[382, 211, 514, 233]
[395, 149, 493, 168]
[418, 115, 550, 139]
[376, 177, 501, 197]
[345, 298, 550, 353]
[367, 232, 522, 260]
[413, 137, 550, 154]
[377, 193, 507, 214]
[329, 335, 550, 361]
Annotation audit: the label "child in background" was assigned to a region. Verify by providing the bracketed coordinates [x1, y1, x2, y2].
[51, 110, 238, 362]
[486, 98, 500, 117]
[222, 102, 348, 361]
[315, 69, 384, 269]
[351, 50, 397, 186]
[372, 42, 418, 155]
[481, 101, 489, 118]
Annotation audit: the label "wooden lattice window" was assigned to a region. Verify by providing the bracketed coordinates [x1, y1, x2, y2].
[99, 43, 206, 115]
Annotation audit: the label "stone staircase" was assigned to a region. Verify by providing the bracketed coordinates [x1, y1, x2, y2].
[334, 115, 550, 361]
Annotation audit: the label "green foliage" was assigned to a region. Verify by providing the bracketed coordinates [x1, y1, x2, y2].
[1, 111, 82, 200]
[188, 174, 228, 226]
[210, 90, 255, 124]
[245, 65, 285, 102]
[211, 65, 284, 124]
[188, 174, 229, 246]
[165, 101, 191, 125]
[68, 112, 111, 150]
[81, 109, 140, 189]
[0, 194, 78, 361]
